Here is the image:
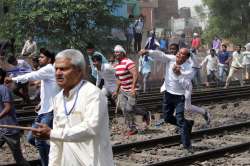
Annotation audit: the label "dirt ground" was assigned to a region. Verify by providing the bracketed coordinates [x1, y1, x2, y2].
[1, 99, 250, 165]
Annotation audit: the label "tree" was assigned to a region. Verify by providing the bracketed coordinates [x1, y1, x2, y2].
[201, 0, 250, 44]
[0, 0, 126, 54]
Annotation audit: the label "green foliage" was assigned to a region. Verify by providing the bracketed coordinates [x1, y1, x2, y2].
[201, 0, 250, 45]
[0, 0, 126, 54]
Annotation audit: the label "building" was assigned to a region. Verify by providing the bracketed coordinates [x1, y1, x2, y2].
[138, 0, 158, 31]
[111, 0, 140, 18]
[179, 7, 191, 18]
[154, 0, 178, 29]
[170, 16, 200, 35]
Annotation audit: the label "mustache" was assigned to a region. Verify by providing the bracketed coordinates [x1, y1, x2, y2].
[56, 76, 64, 79]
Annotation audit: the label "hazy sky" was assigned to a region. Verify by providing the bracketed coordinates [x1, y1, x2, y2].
[178, 0, 203, 16]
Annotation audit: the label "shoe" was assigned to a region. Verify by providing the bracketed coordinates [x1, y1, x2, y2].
[203, 111, 211, 125]
[184, 146, 194, 155]
[155, 119, 165, 127]
[174, 127, 180, 134]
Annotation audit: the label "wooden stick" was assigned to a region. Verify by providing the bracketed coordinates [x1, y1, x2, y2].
[0, 125, 37, 131]
[115, 95, 120, 114]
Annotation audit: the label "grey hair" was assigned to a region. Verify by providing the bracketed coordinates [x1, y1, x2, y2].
[55, 49, 85, 70]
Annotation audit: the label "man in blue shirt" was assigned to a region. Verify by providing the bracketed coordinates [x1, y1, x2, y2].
[0, 68, 30, 166]
[218, 44, 230, 84]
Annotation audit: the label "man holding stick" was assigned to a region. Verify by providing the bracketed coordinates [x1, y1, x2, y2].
[0, 68, 30, 166]
[5, 48, 60, 166]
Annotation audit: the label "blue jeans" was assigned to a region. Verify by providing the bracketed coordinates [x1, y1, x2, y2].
[162, 91, 191, 148]
[27, 111, 53, 166]
[219, 65, 229, 83]
[192, 68, 201, 87]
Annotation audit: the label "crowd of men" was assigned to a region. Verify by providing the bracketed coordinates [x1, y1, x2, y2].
[0, 31, 249, 166]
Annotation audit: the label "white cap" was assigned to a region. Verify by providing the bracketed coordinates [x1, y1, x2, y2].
[193, 33, 198, 36]
[245, 43, 250, 51]
[114, 45, 126, 54]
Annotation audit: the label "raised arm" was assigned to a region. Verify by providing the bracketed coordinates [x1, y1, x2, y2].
[139, 49, 174, 63]
[11, 64, 54, 83]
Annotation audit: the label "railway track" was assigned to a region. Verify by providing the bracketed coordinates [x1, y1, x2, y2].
[15, 85, 250, 125]
[3, 83, 248, 165]
[4, 121, 250, 166]
[113, 121, 250, 165]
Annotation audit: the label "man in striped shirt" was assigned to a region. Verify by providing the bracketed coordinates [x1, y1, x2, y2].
[113, 45, 149, 135]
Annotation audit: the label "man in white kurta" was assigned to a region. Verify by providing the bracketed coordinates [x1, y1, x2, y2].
[5, 48, 59, 166]
[32, 49, 114, 166]
[225, 45, 244, 88]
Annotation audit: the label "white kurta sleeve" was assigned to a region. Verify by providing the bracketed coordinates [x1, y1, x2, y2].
[148, 50, 174, 62]
[48, 139, 62, 166]
[49, 98, 63, 166]
[12, 64, 53, 83]
[50, 90, 106, 142]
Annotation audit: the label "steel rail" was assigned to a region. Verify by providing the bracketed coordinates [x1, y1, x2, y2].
[112, 121, 250, 154]
[4, 121, 250, 166]
[16, 86, 250, 124]
[147, 142, 250, 166]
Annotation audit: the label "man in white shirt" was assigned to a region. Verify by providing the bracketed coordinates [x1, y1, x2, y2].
[200, 49, 219, 86]
[32, 49, 114, 166]
[138, 54, 154, 93]
[157, 46, 211, 131]
[242, 43, 250, 80]
[85, 43, 108, 84]
[92, 54, 116, 99]
[21, 36, 37, 57]
[190, 48, 202, 87]
[139, 48, 194, 152]
[225, 45, 244, 88]
[5, 48, 60, 166]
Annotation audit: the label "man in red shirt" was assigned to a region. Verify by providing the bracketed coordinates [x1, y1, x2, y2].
[191, 33, 201, 53]
[113, 45, 150, 135]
